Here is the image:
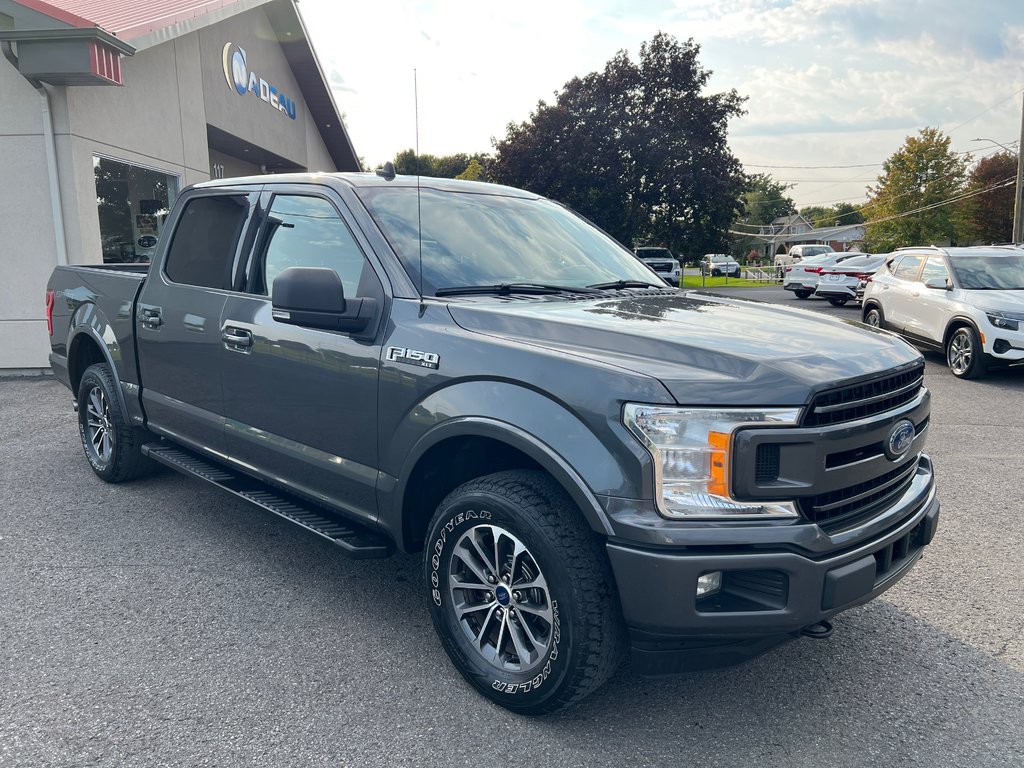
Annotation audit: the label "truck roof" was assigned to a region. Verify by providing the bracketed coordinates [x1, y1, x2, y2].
[191, 172, 538, 198]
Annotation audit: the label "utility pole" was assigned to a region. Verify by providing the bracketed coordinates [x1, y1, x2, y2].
[1014, 93, 1024, 244]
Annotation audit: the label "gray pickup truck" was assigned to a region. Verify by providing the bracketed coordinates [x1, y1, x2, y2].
[46, 173, 939, 714]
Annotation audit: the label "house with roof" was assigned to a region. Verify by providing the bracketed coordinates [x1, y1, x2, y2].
[0, 0, 358, 369]
[753, 213, 865, 261]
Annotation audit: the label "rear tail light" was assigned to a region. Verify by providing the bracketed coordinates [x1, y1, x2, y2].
[45, 289, 54, 337]
[806, 267, 823, 274]
[785, 267, 793, 273]
[856, 273, 873, 280]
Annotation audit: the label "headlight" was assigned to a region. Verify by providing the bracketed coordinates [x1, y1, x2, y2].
[986, 312, 1024, 331]
[623, 404, 801, 519]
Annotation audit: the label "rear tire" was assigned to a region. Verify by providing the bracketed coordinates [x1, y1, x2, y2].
[424, 470, 625, 714]
[863, 305, 884, 327]
[77, 363, 155, 482]
[828, 297, 849, 307]
[794, 289, 812, 299]
[946, 325, 988, 379]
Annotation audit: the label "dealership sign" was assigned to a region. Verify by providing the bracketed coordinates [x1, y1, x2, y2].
[222, 43, 297, 120]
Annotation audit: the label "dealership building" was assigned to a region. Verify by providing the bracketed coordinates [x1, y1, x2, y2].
[0, 0, 358, 369]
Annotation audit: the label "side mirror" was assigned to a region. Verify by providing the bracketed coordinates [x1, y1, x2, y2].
[924, 277, 950, 291]
[271, 266, 377, 334]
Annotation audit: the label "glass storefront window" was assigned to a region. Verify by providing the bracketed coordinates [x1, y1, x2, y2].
[93, 156, 180, 263]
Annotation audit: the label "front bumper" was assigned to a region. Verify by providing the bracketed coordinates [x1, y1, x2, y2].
[604, 459, 938, 674]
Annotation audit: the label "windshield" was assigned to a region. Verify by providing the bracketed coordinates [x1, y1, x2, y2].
[801, 246, 834, 257]
[948, 253, 1024, 290]
[636, 248, 673, 259]
[357, 186, 662, 294]
[834, 255, 885, 271]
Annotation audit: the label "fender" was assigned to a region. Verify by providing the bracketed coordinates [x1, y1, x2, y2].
[944, 314, 984, 345]
[383, 380, 654, 547]
[66, 304, 135, 426]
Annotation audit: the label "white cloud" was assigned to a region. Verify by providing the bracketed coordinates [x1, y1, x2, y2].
[301, 0, 1024, 207]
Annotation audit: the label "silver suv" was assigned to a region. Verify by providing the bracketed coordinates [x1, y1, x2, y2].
[862, 246, 1024, 379]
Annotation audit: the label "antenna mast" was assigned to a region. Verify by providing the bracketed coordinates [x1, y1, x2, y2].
[414, 69, 424, 300]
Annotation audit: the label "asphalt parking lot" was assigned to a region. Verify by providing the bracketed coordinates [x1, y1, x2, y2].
[2, 291, 1023, 767]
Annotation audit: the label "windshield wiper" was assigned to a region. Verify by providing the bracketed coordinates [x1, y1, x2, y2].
[434, 283, 602, 297]
[586, 279, 664, 290]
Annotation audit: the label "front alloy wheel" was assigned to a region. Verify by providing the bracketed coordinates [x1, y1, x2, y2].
[447, 524, 553, 673]
[946, 326, 988, 379]
[425, 470, 624, 714]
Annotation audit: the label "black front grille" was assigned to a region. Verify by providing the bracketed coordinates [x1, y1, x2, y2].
[804, 363, 925, 427]
[800, 456, 920, 530]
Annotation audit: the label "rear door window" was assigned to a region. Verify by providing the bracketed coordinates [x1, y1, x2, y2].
[164, 195, 249, 289]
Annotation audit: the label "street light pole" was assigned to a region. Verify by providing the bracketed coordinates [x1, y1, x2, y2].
[1014, 95, 1024, 243]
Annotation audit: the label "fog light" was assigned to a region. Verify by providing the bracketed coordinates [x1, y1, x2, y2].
[696, 571, 723, 598]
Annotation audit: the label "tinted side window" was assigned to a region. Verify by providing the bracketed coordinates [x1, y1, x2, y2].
[164, 195, 248, 289]
[249, 195, 372, 298]
[894, 254, 924, 280]
[920, 256, 949, 283]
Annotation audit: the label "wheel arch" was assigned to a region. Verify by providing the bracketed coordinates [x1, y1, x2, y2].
[393, 418, 616, 553]
[943, 314, 983, 348]
[67, 324, 132, 424]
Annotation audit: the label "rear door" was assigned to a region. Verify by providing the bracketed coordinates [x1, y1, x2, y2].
[137, 187, 261, 455]
[219, 186, 388, 521]
[885, 253, 926, 332]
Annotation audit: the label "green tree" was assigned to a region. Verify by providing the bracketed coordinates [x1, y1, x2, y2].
[731, 173, 794, 258]
[955, 151, 1017, 244]
[389, 149, 491, 179]
[455, 158, 486, 181]
[863, 127, 969, 251]
[490, 32, 746, 260]
[799, 201, 864, 228]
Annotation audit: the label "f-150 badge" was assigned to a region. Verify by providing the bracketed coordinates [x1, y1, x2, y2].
[386, 346, 440, 369]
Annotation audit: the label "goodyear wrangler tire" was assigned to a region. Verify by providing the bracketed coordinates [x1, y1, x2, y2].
[425, 470, 624, 714]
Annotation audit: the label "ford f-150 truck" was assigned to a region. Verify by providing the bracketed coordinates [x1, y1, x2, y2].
[46, 173, 939, 714]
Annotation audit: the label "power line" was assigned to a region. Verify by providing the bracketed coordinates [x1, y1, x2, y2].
[744, 162, 881, 169]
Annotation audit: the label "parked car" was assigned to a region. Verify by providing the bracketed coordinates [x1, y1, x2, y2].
[783, 252, 866, 299]
[634, 246, 682, 285]
[813, 254, 887, 306]
[699, 253, 741, 276]
[773, 244, 835, 273]
[862, 245, 1024, 379]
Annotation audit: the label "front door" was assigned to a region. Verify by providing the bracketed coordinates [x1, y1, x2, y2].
[220, 189, 386, 521]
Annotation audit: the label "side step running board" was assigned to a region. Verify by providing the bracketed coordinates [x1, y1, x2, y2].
[142, 442, 393, 559]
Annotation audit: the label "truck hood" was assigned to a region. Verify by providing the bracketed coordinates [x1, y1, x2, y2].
[447, 291, 922, 405]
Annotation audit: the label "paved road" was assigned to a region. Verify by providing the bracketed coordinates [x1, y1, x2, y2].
[2, 311, 1023, 766]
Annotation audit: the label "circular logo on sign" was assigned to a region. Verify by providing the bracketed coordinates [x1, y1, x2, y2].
[885, 419, 915, 461]
[222, 42, 248, 95]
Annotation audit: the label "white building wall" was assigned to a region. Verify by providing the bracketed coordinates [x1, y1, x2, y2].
[1, 6, 343, 370]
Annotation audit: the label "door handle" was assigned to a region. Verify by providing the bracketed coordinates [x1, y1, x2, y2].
[221, 327, 253, 349]
[140, 307, 163, 328]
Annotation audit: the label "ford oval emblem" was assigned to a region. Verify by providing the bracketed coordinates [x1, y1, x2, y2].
[885, 419, 916, 460]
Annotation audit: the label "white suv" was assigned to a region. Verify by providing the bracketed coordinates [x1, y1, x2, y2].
[862, 246, 1024, 379]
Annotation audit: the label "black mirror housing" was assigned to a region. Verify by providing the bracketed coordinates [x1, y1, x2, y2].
[272, 267, 376, 334]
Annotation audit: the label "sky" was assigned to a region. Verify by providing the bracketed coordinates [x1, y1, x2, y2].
[299, 0, 1024, 210]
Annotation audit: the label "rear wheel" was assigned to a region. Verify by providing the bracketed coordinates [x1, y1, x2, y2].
[77, 363, 154, 482]
[794, 289, 812, 299]
[946, 325, 988, 379]
[863, 305, 884, 327]
[425, 470, 624, 714]
[828, 297, 849, 307]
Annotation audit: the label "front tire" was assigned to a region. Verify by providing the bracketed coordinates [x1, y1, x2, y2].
[828, 296, 849, 307]
[946, 325, 988, 379]
[77, 363, 154, 482]
[425, 470, 624, 714]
